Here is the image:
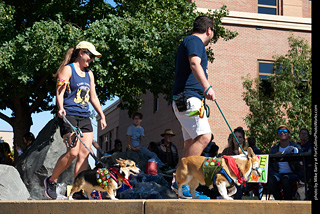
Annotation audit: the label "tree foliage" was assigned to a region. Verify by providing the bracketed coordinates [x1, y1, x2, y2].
[242, 36, 312, 153]
[0, 0, 237, 152]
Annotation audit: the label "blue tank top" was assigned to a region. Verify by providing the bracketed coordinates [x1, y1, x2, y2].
[63, 63, 91, 117]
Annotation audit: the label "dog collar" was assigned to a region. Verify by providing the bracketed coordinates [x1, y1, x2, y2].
[252, 166, 260, 171]
[110, 168, 133, 189]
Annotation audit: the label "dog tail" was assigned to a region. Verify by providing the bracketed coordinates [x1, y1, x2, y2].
[176, 157, 189, 187]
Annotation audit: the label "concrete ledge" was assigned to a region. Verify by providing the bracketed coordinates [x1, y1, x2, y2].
[0, 200, 145, 214]
[0, 199, 311, 214]
[145, 200, 312, 214]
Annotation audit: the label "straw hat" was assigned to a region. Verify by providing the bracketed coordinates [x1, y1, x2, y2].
[161, 129, 175, 137]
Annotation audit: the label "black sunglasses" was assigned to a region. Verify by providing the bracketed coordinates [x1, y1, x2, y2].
[83, 50, 95, 59]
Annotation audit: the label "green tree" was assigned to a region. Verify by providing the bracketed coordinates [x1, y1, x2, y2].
[0, 0, 237, 156]
[242, 36, 312, 153]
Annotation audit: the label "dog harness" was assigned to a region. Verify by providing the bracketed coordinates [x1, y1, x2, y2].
[203, 156, 247, 188]
[203, 157, 223, 187]
[110, 168, 133, 189]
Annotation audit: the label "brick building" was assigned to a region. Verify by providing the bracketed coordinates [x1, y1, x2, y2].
[97, 0, 311, 156]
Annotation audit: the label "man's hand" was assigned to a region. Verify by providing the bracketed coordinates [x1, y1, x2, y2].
[204, 86, 216, 101]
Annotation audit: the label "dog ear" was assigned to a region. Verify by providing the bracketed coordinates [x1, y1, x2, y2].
[238, 147, 243, 154]
[116, 158, 126, 167]
[246, 147, 255, 158]
[116, 158, 124, 163]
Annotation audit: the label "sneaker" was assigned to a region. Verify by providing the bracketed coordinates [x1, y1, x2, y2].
[171, 181, 210, 199]
[44, 176, 57, 199]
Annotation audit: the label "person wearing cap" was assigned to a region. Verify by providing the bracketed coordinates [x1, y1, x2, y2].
[44, 41, 107, 199]
[268, 125, 303, 200]
[156, 129, 179, 169]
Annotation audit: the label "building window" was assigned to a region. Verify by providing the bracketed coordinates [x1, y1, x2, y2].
[258, 0, 278, 15]
[107, 132, 112, 151]
[153, 96, 159, 113]
[258, 61, 274, 98]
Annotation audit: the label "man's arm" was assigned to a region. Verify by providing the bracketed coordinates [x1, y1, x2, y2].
[188, 54, 215, 101]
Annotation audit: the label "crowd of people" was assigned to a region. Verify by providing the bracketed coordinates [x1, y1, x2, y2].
[111, 116, 311, 200]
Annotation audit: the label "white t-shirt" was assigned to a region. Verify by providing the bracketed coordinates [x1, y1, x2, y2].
[278, 145, 298, 174]
[126, 125, 144, 148]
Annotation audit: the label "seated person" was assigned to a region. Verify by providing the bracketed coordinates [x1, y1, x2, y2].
[295, 128, 312, 196]
[268, 125, 303, 200]
[126, 112, 165, 168]
[107, 139, 123, 154]
[156, 129, 179, 169]
[247, 136, 261, 155]
[295, 128, 312, 153]
[0, 142, 13, 165]
[221, 127, 248, 156]
[201, 134, 219, 157]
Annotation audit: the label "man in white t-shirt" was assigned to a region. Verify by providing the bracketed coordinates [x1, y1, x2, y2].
[268, 125, 302, 200]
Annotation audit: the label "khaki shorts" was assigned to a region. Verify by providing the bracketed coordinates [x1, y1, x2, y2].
[173, 97, 211, 141]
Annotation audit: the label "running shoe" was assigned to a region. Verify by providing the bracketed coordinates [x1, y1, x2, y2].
[44, 176, 57, 199]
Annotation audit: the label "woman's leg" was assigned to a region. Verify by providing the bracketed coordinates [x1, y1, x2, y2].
[74, 132, 93, 177]
[50, 133, 80, 182]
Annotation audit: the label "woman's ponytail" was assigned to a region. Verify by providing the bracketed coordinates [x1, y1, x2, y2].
[53, 47, 80, 78]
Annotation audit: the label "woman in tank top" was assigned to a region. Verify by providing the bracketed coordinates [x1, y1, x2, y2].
[44, 41, 107, 199]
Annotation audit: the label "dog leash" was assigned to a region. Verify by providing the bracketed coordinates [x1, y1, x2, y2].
[202, 86, 247, 157]
[62, 114, 102, 164]
[214, 100, 247, 157]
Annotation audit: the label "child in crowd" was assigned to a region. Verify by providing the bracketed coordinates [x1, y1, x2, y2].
[126, 112, 164, 168]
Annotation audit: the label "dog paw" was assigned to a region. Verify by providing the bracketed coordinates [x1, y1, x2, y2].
[224, 196, 233, 200]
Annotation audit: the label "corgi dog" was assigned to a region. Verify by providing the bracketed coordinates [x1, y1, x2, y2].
[175, 147, 262, 200]
[69, 158, 140, 200]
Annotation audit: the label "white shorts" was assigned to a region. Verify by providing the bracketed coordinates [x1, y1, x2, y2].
[173, 97, 211, 141]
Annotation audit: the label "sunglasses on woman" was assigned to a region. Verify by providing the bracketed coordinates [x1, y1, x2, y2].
[83, 50, 95, 59]
[277, 129, 288, 134]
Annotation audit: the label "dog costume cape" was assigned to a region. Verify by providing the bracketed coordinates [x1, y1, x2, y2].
[222, 155, 247, 187]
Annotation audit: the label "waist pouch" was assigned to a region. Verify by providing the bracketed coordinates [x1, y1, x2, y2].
[173, 93, 188, 112]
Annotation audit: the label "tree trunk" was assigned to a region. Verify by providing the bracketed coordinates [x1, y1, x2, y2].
[11, 97, 33, 164]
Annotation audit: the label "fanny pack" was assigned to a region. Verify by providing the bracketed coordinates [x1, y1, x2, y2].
[173, 92, 188, 112]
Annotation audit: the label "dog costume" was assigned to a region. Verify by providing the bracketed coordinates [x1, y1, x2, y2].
[202, 156, 246, 188]
[96, 168, 111, 190]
